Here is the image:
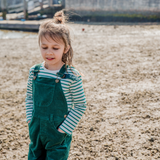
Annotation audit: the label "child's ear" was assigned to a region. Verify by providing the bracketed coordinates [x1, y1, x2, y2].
[64, 45, 70, 54]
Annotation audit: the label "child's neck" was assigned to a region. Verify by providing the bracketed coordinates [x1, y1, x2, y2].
[44, 62, 64, 71]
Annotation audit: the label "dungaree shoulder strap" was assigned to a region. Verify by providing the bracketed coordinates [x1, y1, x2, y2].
[57, 65, 80, 81]
[33, 63, 42, 80]
[56, 64, 66, 78]
[34, 63, 42, 72]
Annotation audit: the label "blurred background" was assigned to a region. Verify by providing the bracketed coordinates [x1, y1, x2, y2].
[0, 0, 160, 22]
[0, 1, 160, 160]
[0, 0, 64, 20]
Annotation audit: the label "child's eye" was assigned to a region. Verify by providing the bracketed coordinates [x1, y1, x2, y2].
[53, 48, 59, 50]
[42, 47, 47, 49]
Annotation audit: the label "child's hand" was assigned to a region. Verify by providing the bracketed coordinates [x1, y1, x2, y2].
[28, 120, 31, 124]
[57, 128, 65, 133]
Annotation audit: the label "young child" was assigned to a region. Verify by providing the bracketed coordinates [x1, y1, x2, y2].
[25, 10, 87, 160]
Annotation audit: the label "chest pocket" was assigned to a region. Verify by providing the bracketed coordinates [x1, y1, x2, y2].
[33, 81, 55, 107]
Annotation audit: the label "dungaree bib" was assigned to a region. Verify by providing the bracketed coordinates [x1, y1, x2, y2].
[28, 64, 72, 160]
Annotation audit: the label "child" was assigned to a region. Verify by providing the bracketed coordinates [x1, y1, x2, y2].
[25, 10, 87, 160]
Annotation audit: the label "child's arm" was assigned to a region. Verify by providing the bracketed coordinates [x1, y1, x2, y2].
[25, 68, 34, 123]
[58, 73, 87, 135]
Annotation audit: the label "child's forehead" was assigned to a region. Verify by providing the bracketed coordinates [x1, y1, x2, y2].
[40, 34, 64, 45]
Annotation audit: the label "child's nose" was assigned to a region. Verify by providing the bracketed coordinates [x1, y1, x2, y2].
[46, 49, 54, 55]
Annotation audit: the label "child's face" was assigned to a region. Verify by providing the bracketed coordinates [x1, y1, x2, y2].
[40, 35, 66, 70]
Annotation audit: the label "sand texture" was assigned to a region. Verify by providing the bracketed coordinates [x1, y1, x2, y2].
[0, 23, 160, 160]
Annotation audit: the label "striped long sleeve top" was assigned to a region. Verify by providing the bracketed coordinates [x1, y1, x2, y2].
[25, 62, 87, 135]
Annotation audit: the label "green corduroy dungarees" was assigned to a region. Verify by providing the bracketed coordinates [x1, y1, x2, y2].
[28, 64, 72, 160]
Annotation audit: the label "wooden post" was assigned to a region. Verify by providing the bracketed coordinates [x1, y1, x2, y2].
[23, 0, 28, 20]
[1, 0, 7, 20]
[61, 0, 65, 8]
[48, 0, 52, 6]
[40, 0, 44, 10]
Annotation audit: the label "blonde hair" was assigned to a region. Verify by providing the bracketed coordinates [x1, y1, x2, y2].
[38, 10, 73, 68]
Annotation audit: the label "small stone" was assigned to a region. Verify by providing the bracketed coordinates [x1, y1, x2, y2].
[149, 138, 154, 142]
[13, 155, 16, 159]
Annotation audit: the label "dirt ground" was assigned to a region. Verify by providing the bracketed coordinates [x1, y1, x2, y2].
[0, 23, 160, 160]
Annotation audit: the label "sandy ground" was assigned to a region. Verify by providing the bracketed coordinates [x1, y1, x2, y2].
[0, 23, 160, 160]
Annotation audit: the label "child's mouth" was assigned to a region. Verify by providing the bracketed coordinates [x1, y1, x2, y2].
[47, 58, 54, 61]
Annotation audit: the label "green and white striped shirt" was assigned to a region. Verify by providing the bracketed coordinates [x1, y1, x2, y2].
[25, 62, 87, 135]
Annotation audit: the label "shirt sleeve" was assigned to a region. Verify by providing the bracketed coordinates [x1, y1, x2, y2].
[25, 68, 34, 123]
[59, 74, 87, 135]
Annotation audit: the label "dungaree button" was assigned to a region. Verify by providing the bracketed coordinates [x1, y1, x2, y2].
[55, 79, 59, 83]
[64, 115, 67, 118]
